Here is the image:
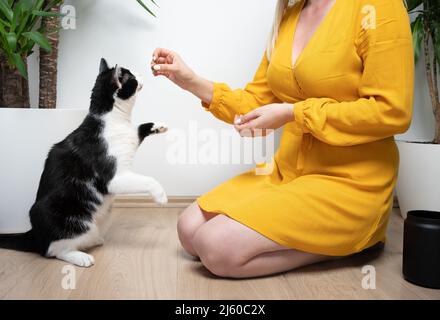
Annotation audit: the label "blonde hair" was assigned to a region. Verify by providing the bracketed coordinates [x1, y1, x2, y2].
[267, 0, 300, 59]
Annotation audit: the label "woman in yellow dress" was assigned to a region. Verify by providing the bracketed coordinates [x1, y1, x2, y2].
[151, 0, 414, 278]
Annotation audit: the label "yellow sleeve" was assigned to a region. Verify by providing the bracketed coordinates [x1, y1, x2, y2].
[202, 51, 281, 124]
[293, 0, 414, 146]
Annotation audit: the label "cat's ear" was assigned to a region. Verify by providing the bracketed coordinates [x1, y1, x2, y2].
[99, 58, 110, 74]
[112, 64, 122, 89]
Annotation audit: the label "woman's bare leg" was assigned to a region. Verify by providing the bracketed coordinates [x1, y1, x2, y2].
[177, 201, 216, 257]
[192, 214, 336, 278]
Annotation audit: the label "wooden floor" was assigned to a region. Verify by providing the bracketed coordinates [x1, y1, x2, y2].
[1, 206, 439, 300]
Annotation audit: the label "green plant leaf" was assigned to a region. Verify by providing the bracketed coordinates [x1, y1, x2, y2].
[22, 30, 51, 52]
[10, 1, 25, 32]
[0, 23, 12, 56]
[15, 8, 32, 37]
[411, 15, 424, 63]
[21, 38, 35, 55]
[0, 17, 8, 30]
[406, 0, 423, 11]
[11, 52, 27, 79]
[136, 0, 156, 17]
[6, 31, 16, 51]
[18, 0, 36, 11]
[26, 0, 46, 29]
[0, 0, 13, 21]
[0, 17, 10, 28]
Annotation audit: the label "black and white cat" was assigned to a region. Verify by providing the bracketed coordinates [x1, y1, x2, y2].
[0, 58, 168, 267]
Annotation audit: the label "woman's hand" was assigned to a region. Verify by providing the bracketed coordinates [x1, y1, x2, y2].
[151, 48, 196, 90]
[234, 104, 295, 137]
[151, 48, 214, 103]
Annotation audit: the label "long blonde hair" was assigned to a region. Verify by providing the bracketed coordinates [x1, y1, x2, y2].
[267, 0, 300, 59]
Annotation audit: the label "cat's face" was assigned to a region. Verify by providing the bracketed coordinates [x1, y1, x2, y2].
[91, 58, 143, 114]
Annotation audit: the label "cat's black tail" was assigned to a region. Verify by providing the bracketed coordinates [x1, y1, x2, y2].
[0, 230, 37, 253]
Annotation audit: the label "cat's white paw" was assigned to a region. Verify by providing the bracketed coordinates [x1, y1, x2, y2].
[152, 188, 168, 205]
[153, 122, 168, 134]
[57, 251, 95, 268]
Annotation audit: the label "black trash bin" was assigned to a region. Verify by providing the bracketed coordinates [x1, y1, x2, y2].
[403, 210, 440, 289]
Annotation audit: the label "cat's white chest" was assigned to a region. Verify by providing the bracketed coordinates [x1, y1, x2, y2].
[102, 110, 138, 173]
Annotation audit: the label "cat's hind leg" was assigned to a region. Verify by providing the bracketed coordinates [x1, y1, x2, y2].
[46, 223, 101, 268]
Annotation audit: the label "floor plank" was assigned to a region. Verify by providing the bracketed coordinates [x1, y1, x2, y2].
[1, 207, 439, 300]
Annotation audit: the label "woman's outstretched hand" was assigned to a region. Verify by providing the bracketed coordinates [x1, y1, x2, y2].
[151, 48, 196, 90]
[151, 48, 214, 103]
[234, 104, 295, 137]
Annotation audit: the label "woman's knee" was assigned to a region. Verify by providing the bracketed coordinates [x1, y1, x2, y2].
[192, 223, 245, 278]
[177, 202, 208, 257]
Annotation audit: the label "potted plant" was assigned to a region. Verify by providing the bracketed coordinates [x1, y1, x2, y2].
[396, 0, 440, 218]
[0, 0, 157, 233]
[0, 0, 64, 108]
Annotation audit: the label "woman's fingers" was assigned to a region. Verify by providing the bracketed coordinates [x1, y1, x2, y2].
[152, 70, 164, 77]
[155, 57, 167, 64]
[234, 115, 271, 137]
[233, 115, 240, 127]
[150, 57, 167, 70]
[151, 48, 197, 90]
[152, 63, 177, 73]
[233, 115, 245, 134]
[235, 111, 261, 131]
[152, 47, 174, 61]
[236, 121, 254, 132]
[152, 69, 172, 78]
[238, 127, 269, 137]
[235, 119, 257, 137]
[234, 113, 258, 136]
[151, 48, 178, 75]
[235, 110, 260, 125]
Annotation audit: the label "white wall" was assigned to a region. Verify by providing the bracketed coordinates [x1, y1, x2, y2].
[27, 0, 436, 196]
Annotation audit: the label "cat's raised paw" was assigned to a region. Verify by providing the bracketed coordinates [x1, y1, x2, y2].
[153, 191, 168, 205]
[152, 122, 168, 134]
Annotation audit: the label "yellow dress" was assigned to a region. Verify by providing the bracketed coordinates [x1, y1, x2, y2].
[197, 0, 414, 256]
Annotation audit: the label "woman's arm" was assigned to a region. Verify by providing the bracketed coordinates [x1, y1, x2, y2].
[151, 48, 214, 103]
[151, 48, 281, 124]
[184, 75, 215, 105]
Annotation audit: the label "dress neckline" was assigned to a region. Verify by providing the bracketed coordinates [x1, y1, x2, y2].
[290, 0, 338, 69]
